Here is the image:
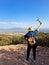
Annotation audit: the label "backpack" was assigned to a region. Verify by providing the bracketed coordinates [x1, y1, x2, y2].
[27, 37, 36, 44]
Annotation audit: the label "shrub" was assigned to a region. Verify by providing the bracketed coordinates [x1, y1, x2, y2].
[37, 32, 49, 47]
[0, 33, 49, 47]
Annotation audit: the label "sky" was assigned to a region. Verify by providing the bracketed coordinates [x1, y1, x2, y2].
[0, 0, 49, 29]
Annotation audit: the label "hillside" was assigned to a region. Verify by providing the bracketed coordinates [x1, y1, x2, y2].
[0, 44, 49, 65]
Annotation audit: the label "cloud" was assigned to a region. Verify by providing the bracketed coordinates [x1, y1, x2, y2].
[0, 21, 26, 25]
[0, 21, 28, 29]
[0, 21, 48, 29]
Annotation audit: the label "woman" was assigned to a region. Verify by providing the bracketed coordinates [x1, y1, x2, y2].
[24, 19, 42, 63]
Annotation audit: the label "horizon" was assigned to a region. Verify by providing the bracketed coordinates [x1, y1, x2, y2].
[0, 0, 49, 29]
[0, 27, 49, 33]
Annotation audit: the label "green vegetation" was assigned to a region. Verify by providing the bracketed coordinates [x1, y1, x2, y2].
[0, 32, 49, 47]
[0, 34, 24, 46]
[37, 32, 49, 47]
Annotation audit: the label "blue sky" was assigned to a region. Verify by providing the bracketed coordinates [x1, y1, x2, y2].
[0, 0, 49, 29]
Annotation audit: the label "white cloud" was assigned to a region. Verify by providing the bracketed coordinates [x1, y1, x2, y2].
[0, 21, 28, 29]
[0, 20, 49, 29]
[0, 21, 27, 25]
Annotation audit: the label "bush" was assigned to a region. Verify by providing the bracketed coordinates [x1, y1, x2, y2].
[37, 32, 49, 47]
[0, 33, 49, 47]
[0, 35, 12, 46]
[11, 36, 24, 44]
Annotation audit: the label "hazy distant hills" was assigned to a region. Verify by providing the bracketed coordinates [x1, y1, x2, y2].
[0, 27, 27, 33]
[39, 28, 49, 33]
[0, 27, 49, 33]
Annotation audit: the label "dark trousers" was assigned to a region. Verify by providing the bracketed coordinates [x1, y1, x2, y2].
[26, 43, 37, 60]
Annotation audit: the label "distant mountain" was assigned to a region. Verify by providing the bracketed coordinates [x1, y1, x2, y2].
[0, 27, 49, 33]
[39, 28, 49, 33]
[0, 27, 27, 33]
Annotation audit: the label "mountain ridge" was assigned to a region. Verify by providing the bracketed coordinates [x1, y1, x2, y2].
[0, 27, 49, 33]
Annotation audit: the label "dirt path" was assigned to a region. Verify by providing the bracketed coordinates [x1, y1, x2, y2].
[0, 44, 49, 65]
